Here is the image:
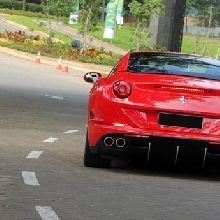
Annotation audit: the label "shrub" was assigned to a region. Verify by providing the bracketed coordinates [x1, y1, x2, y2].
[0, 0, 43, 12]
[26, 3, 43, 12]
[0, 30, 121, 66]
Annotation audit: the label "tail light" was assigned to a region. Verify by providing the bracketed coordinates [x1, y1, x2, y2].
[113, 80, 132, 98]
[156, 86, 207, 93]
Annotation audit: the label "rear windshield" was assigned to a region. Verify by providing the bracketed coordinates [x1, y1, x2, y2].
[128, 53, 220, 80]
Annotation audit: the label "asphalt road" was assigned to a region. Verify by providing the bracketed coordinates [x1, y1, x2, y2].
[1, 14, 220, 220]
[1, 52, 220, 220]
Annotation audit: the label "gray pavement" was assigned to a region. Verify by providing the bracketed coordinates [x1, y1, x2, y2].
[35, 20, 128, 56]
[0, 13, 37, 36]
[2, 17, 220, 220]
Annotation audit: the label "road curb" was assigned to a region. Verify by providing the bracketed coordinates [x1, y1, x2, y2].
[0, 46, 113, 74]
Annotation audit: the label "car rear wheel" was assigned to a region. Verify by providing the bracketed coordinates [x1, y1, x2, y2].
[84, 131, 111, 168]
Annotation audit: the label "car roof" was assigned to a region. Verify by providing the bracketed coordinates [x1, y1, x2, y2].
[128, 51, 210, 59]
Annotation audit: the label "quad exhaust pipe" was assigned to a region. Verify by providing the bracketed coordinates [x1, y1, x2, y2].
[103, 137, 114, 147]
[116, 138, 126, 148]
[103, 136, 126, 148]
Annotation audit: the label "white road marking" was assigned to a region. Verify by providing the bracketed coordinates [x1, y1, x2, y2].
[43, 137, 59, 143]
[44, 94, 63, 100]
[22, 171, 40, 186]
[35, 206, 60, 220]
[26, 151, 43, 158]
[63, 130, 79, 134]
[51, 96, 63, 100]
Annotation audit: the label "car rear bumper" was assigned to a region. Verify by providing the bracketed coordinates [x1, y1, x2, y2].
[88, 124, 220, 168]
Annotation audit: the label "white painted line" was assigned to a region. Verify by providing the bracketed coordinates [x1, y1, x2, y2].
[35, 206, 60, 220]
[63, 130, 79, 134]
[26, 151, 43, 158]
[43, 137, 59, 143]
[51, 96, 63, 100]
[22, 171, 40, 186]
[44, 94, 63, 100]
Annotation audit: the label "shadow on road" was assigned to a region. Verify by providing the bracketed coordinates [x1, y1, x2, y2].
[110, 158, 220, 182]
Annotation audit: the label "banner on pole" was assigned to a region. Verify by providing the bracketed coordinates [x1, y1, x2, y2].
[116, 0, 124, 25]
[69, 0, 79, 24]
[103, 0, 119, 39]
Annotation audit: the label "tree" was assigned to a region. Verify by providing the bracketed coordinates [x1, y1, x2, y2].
[128, 0, 164, 51]
[185, 0, 196, 33]
[78, 0, 102, 52]
[41, 0, 76, 41]
[186, 0, 220, 27]
[124, 0, 142, 12]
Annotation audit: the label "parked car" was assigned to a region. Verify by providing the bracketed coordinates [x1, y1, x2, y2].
[83, 51, 220, 169]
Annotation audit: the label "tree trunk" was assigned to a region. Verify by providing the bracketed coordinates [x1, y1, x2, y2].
[46, 1, 52, 42]
[133, 20, 141, 51]
[22, 0, 26, 11]
[81, 5, 93, 53]
[215, 46, 220, 59]
[201, 6, 213, 55]
[101, 0, 106, 21]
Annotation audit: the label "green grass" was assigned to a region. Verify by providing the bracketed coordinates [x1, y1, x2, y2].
[4, 15, 135, 51]
[5, 15, 43, 31]
[4, 15, 74, 44]
[182, 36, 220, 57]
[3, 14, 220, 58]
[84, 24, 134, 51]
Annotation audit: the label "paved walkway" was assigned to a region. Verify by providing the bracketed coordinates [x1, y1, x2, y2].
[36, 20, 128, 56]
[0, 13, 128, 56]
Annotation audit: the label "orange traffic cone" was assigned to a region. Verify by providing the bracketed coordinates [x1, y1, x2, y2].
[36, 51, 41, 64]
[62, 59, 68, 72]
[56, 56, 62, 70]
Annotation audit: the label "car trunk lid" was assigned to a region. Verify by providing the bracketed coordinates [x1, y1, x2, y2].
[109, 73, 220, 135]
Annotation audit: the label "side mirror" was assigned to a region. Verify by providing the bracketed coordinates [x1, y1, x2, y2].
[84, 72, 102, 83]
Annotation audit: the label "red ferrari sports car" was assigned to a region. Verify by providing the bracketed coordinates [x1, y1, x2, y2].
[83, 51, 220, 169]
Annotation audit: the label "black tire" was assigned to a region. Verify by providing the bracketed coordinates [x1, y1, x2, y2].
[83, 131, 111, 168]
